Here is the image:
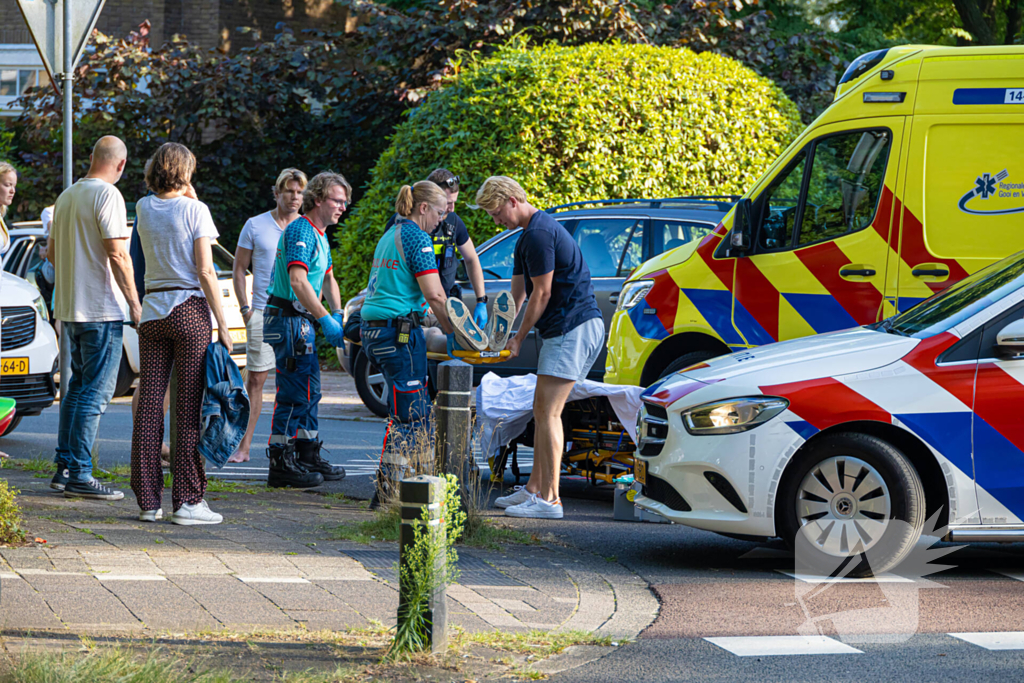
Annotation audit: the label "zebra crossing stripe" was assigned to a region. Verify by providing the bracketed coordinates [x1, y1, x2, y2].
[949, 632, 1024, 650]
[705, 635, 862, 656]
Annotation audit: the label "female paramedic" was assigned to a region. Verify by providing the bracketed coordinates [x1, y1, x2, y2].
[361, 181, 456, 507]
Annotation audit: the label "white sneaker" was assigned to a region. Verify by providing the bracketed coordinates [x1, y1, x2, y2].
[504, 494, 563, 519]
[446, 298, 489, 352]
[486, 291, 516, 351]
[139, 508, 163, 522]
[494, 486, 532, 509]
[171, 500, 223, 526]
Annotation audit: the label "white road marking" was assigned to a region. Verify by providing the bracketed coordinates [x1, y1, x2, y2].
[94, 574, 167, 581]
[949, 632, 1024, 650]
[705, 635, 862, 656]
[237, 577, 310, 584]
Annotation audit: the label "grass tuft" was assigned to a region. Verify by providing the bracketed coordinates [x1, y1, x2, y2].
[322, 509, 539, 550]
[453, 629, 617, 657]
[0, 647, 235, 683]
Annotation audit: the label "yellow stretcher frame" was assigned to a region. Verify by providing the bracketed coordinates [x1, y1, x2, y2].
[426, 350, 511, 365]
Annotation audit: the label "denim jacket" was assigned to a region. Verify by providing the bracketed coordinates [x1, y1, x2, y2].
[199, 342, 250, 468]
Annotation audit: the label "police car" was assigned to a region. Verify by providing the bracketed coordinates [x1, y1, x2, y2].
[634, 249, 1024, 576]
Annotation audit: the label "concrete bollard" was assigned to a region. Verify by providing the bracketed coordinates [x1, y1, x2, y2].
[399, 475, 448, 654]
[434, 360, 475, 498]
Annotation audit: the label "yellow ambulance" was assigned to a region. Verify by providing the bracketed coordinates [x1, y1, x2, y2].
[605, 44, 1024, 386]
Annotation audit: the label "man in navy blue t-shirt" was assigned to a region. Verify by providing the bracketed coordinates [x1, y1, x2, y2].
[474, 176, 604, 520]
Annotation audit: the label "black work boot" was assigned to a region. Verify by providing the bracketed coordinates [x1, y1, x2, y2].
[296, 440, 346, 482]
[267, 443, 324, 489]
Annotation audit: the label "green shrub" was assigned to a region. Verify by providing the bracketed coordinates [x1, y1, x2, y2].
[0, 479, 25, 545]
[335, 40, 803, 299]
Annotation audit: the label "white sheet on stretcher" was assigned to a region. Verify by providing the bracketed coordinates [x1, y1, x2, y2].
[475, 372, 645, 459]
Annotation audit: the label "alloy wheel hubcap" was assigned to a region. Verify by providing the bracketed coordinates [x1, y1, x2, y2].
[366, 363, 387, 405]
[796, 456, 891, 557]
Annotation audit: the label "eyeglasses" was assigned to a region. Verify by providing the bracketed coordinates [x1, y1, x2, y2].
[439, 175, 459, 189]
[326, 197, 348, 208]
[435, 207, 447, 218]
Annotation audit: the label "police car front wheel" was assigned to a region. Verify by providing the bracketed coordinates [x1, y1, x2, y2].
[778, 432, 926, 578]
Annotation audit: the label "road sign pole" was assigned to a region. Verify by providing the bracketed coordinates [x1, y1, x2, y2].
[58, 0, 74, 401]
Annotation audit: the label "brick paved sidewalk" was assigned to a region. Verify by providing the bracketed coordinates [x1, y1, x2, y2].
[0, 467, 656, 674]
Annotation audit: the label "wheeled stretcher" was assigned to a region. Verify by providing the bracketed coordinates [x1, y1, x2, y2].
[474, 372, 644, 487]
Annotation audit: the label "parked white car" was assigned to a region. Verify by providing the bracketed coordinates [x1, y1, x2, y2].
[635, 249, 1024, 576]
[3, 222, 251, 397]
[0, 272, 58, 436]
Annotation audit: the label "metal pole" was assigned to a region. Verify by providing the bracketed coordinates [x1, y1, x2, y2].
[58, 0, 73, 400]
[434, 360, 476, 505]
[399, 475, 448, 654]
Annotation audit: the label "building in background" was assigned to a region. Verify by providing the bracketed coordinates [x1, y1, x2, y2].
[0, 0, 347, 116]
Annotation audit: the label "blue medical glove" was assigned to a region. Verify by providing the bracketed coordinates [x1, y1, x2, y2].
[318, 314, 345, 348]
[474, 301, 488, 329]
[446, 332, 463, 358]
[331, 310, 345, 328]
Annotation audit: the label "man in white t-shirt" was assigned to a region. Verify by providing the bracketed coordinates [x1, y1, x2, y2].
[228, 168, 307, 462]
[50, 136, 141, 501]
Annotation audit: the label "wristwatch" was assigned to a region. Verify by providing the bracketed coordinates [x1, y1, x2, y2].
[240, 305, 251, 315]
[476, 296, 488, 304]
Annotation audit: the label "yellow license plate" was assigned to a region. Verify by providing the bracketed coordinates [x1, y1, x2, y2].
[634, 458, 647, 486]
[1, 357, 29, 376]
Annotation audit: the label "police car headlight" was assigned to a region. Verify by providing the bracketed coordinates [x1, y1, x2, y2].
[32, 294, 49, 322]
[682, 397, 788, 435]
[617, 280, 653, 312]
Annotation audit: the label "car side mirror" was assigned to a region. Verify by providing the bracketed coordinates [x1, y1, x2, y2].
[996, 319, 1024, 359]
[729, 198, 753, 254]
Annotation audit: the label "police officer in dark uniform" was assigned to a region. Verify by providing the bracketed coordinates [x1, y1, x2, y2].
[387, 169, 489, 328]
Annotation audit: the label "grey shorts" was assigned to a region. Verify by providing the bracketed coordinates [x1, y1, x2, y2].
[537, 317, 605, 383]
[245, 308, 276, 373]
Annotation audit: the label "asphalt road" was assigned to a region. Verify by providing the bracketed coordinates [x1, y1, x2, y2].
[5, 406, 1024, 681]
[499, 490, 1024, 682]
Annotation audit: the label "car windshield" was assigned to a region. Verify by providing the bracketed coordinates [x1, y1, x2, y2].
[885, 250, 1024, 338]
[211, 242, 236, 278]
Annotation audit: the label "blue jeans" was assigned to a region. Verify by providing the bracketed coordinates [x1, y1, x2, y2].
[360, 323, 430, 468]
[55, 321, 123, 482]
[263, 313, 320, 446]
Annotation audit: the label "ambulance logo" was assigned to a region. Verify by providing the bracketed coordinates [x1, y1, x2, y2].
[959, 169, 1024, 215]
[975, 172, 998, 199]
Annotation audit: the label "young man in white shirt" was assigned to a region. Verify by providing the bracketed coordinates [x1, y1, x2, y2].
[229, 168, 307, 462]
[50, 136, 142, 500]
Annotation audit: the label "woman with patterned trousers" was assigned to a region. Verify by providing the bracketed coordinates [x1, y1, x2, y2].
[360, 181, 457, 507]
[131, 143, 232, 525]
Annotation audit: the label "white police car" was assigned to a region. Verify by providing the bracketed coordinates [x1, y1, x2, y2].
[635, 249, 1024, 575]
[0, 272, 58, 436]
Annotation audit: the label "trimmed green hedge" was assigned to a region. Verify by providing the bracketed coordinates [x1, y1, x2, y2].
[336, 40, 803, 299]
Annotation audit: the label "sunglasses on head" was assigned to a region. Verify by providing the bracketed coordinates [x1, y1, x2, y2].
[440, 175, 459, 189]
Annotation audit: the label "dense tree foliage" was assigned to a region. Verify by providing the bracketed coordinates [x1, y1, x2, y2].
[4, 0, 1018, 241]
